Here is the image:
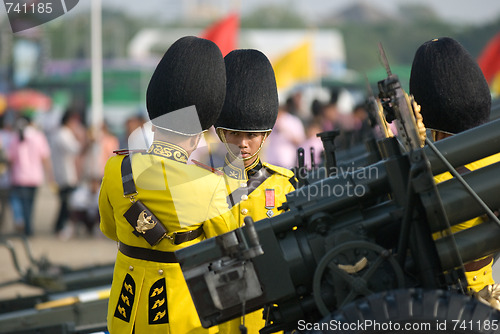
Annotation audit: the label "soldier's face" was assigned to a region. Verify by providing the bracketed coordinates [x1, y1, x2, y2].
[432, 130, 452, 141]
[223, 130, 266, 165]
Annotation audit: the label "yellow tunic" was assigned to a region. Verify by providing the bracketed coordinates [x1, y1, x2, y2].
[99, 141, 238, 334]
[433, 153, 500, 292]
[219, 157, 296, 333]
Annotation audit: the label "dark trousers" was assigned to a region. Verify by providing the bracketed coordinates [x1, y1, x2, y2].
[10, 186, 37, 236]
[54, 186, 75, 233]
[0, 188, 9, 230]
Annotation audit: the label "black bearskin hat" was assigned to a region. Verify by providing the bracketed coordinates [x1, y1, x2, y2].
[146, 36, 226, 135]
[410, 37, 491, 134]
[215, 49, 278, 132]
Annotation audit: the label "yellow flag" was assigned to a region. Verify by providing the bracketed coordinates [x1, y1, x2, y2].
[492, 72, 500, 96]
[272, 39, 314, 90]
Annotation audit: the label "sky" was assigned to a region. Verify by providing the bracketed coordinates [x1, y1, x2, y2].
[79, 0, 500, 26]
[290, 0, 500, 25]
[23, 0, 498, 27]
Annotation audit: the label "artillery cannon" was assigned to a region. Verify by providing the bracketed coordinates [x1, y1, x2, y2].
[0, 235, 113, 333]
[176, 66, 500, 333]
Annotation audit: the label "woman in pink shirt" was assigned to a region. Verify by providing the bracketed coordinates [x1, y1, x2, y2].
[7, 115, 52, 236]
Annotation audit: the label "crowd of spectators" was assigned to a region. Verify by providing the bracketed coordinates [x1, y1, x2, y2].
[0, 106, 122, 238]
[262, 89, 374, 169]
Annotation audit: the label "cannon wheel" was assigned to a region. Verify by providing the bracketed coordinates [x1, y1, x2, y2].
[312, 241, 405, 317]
[302, 289, 500, 333]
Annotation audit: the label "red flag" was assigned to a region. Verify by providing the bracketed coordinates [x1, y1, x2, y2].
[478, 32, 500, 84]
[200, 13, 239, 57]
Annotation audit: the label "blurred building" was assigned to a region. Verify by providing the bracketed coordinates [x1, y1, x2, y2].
[128, 28, 346, 81]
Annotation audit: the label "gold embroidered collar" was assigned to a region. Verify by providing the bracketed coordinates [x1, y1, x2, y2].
[223, 155, 262, 180]
[148, 141, 188, 163]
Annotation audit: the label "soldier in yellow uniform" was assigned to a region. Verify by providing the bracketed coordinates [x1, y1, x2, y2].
[214, 49, 296, 333]
[409, 37, 500, 294]
[99, 36, 237, 334]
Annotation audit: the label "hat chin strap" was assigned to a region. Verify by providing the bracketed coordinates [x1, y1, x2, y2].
[217, 128, 270, 162]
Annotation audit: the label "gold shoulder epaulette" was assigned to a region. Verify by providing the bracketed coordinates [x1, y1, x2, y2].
[262, 162, 294, 178]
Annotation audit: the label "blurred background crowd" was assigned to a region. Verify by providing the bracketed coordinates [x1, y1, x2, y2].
[0, 0, 500, 239]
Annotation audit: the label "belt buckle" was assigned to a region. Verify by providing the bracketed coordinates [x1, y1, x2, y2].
[165, 232, 177, 243]
[123, 191, 139, 203]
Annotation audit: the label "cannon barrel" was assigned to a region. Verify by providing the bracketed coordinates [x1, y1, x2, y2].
[284, 118, 500, 211]
[426, 118, 500, 174]
[437, 219, 500, 270]
[433, 161, 500, 232]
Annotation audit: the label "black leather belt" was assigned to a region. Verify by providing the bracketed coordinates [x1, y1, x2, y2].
[119, 242, 178, 263]
[168, 225, 204, 245]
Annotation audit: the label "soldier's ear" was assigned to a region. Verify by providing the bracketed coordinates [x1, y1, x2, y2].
[189, 133, 202, 150]
[262, 131, 271, 144]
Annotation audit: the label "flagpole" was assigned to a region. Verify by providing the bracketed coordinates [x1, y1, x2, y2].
[91, 0, 103, 130]
[89, 0, 104, 177]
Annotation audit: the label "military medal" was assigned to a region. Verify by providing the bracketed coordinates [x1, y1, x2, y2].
[265, 189, 275, 217]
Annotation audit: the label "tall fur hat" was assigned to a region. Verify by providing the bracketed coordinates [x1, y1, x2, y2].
[146, 36, 226, 135]
[215, 49, 278, 132]
[409, 37, 491, 134]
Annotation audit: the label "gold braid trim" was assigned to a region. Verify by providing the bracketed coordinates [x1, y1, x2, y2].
[148, 141, 188, 163]
[473, 284, 500, 311]
[223, 155, 262, 180]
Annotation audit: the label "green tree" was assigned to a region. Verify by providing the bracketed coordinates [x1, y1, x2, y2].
[241, 4, 307, 29]
[45, 8, 151, 60]
[318, 3, 500, 74]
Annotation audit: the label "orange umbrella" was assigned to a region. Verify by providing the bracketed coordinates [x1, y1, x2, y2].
[7, 89, 52, 112]
[0, 94, 6, 115]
